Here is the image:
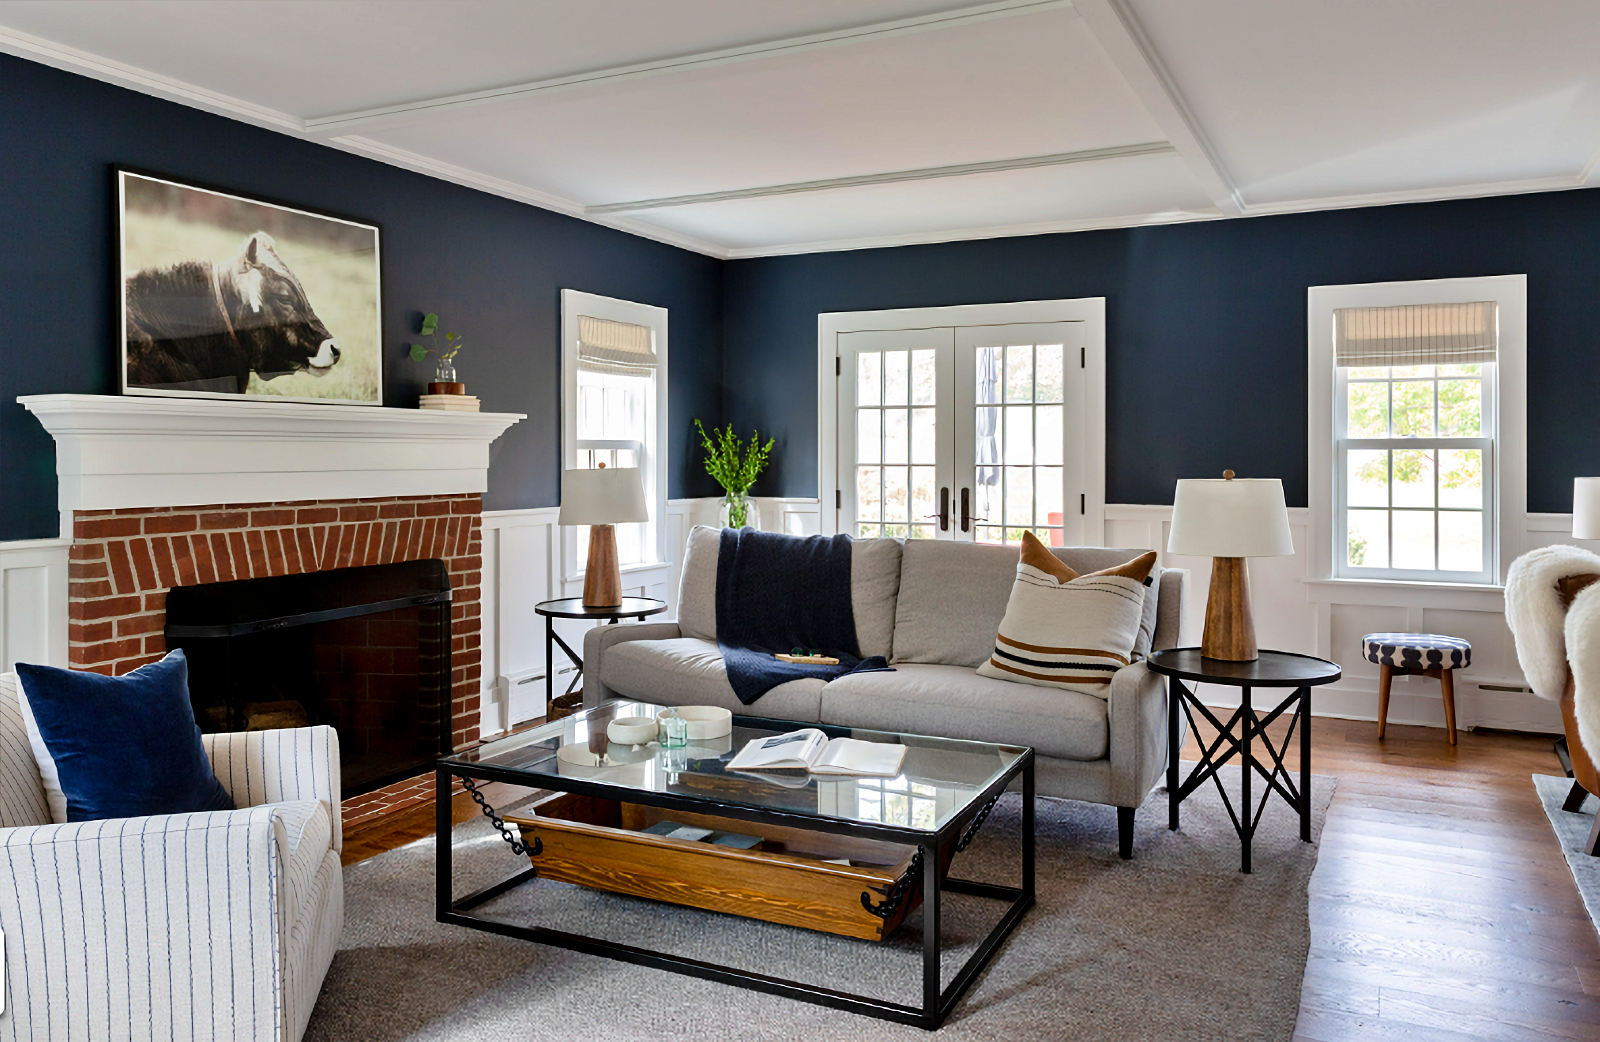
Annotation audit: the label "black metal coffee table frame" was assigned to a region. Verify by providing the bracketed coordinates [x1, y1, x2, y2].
[436, 726, 1034, 1030]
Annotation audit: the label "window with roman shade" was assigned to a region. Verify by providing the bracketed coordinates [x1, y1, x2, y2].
[562, 295, 668, 573]
[1332, 300, 1497, 583]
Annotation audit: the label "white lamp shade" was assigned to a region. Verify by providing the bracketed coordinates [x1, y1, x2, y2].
[1167, 477, 1295, 558]
[1574, 478, 1600, 540]
[558, 467, 649, 525]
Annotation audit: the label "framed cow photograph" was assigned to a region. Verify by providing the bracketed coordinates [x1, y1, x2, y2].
[117, 168, 383, 405]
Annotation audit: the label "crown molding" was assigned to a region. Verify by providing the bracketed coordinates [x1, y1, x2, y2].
[0, 24, 303, 133]
[302, 0, 1075, 136]
[588, 142, 1174, 214]
[1237, 173, 1587, 218]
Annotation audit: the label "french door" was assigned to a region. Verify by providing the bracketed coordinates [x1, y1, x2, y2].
[838, 321, 1088, 546]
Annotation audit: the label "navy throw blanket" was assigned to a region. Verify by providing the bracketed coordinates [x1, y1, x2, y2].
[715, 528, 891, 705]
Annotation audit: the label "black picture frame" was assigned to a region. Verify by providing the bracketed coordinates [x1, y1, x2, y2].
[116, 166, 384, 406]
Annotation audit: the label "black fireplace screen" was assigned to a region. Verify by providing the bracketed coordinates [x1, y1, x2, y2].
[165, 559, 453, 797]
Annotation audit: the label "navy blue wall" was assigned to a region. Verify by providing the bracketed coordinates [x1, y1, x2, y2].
[722, 190, 1600, 511]
[0, 54, 724, 540]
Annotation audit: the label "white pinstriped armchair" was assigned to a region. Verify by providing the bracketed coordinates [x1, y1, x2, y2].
[0, 672, 343, 1041]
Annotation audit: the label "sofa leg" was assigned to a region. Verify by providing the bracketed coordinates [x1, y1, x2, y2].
[1118, 806, 1135, 860]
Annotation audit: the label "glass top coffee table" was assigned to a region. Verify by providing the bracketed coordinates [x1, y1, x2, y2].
[437, 700, 1035, 1029]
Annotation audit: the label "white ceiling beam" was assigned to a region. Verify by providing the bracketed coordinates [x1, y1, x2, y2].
[1073, 0, 1243, 216]
[302, 0, 1074, 136]
[587, 141, 1175, 214]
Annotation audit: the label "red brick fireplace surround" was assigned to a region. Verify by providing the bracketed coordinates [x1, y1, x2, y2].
[68, 494, 484, 828]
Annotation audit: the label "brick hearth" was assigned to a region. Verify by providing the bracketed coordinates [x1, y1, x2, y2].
[67, 492, 485, 821]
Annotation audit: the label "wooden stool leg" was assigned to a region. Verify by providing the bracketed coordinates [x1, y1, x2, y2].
[1565, 780, 1593, 813]
[1440, 669, 1458, 746]
[1376, 664, 1393, 740]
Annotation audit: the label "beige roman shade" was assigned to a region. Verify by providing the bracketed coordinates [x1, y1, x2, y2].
[577, 315, 657, 376]
[1334, 301, 1498, 368]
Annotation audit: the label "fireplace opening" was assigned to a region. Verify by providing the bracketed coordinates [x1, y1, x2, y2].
[165, 559, 452, 797]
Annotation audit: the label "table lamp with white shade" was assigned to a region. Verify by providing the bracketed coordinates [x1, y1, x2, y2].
[1574, 478, 1600, 541]
[559, 464, 649, 608]
[1167, 471, 1296, 661]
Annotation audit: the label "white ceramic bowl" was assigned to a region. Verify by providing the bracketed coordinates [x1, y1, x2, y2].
[658, 705, 733, 740]
[607, 716, 661, 746]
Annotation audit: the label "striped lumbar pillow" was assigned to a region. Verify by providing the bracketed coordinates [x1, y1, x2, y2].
[976, 532, 1157, 697]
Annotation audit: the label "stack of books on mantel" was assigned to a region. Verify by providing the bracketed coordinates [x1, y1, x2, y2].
[419, 394, 480, 413]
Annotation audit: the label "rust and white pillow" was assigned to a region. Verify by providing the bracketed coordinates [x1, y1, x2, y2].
[976, 532, 1156, 697]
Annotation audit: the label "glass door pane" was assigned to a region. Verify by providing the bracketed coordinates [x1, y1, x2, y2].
[838, 328, 954, 540]
[955, 323, 1085, 546]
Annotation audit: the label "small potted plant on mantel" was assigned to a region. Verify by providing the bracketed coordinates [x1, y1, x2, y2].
[409, 311, 478, 412]
[695, 419, 774, 529]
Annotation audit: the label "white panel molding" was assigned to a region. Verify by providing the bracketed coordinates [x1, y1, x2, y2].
[19, 394, 523, 535]
[301, 0, 1074, 136]
[1073, 0, 1242, 216]
[588, 143, 1176, 214]
[478, 507, 559, 736]
[0, 538, 70, 672]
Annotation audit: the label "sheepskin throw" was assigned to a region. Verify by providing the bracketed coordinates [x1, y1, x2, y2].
[1505, 545, 1600, 700]
[1565, 586, 1600, 756]
[976, 532, 1156, 696]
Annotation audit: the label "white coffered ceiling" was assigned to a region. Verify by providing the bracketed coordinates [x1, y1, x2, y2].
[2, 0, 1598, 257]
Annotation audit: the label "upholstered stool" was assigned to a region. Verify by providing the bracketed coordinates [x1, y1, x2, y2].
[1362, 632, 1472, 745]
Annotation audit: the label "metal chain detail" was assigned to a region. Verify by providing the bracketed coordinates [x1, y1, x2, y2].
[461, 776, 542, 859]
[861, 847, 923, 920]
[954, 793, 1001, 853]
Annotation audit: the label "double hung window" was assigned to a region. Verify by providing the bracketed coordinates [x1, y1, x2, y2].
[561, 292, 667, 574]
[1333, 301, 1497, 583]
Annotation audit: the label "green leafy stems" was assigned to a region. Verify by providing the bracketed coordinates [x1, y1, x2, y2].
[406, 313, 464, 363]
[694, 419, 774, 495]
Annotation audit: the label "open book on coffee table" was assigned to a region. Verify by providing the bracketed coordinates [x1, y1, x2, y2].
[726, 728, 907, 777]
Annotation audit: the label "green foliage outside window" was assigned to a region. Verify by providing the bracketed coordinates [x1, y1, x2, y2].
[1347, 365, 1482, 492]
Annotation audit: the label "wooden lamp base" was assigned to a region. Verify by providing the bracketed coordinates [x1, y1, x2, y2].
[582, 524, 622, 608]
[1201, 556, 1258, 661]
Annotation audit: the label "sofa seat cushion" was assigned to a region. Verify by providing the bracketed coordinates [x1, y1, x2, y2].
[602, 637, 825, 721]
[819, 663, 1107, 761]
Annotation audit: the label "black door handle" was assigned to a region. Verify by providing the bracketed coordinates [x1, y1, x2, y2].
[923, 486, 950, 531]
[960, 488, 987, 533]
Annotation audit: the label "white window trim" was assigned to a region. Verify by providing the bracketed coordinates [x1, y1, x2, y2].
[1308, 275, 1526, 587]
[816, 298, 1107, 544]
[560, 289, 668, 583]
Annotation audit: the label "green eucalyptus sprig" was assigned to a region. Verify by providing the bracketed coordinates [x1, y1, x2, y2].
[694, 419, 774, 495]
[406, 313, 464, 363]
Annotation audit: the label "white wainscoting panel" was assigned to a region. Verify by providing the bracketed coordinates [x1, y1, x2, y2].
[0, 538, 70, 671]
[1106, 504, 1566, 735]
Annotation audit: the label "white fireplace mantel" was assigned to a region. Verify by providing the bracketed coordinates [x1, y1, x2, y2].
[20, 394, 525, 533]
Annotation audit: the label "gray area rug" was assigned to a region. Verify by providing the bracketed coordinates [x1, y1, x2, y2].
[308, 771, 1334, 1041]
[1534, 773, 1600, 938]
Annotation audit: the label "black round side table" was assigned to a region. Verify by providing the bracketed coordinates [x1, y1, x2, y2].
[534, 597, 667, 720]
[1147, 648, 1341, 873]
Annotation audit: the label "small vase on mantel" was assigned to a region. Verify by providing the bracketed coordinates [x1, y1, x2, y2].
[428, 358, 465, 397]
[720, 490, 759, 530]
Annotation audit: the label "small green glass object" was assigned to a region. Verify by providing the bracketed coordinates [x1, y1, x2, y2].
[660, 707, 688, 749]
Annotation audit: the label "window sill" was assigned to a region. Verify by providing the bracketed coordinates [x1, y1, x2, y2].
[565, 560, 671, 583]
[1303, 577, 1504, 611]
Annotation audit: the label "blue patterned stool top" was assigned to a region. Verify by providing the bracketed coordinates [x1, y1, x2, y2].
[1361, 632, 1471, 670]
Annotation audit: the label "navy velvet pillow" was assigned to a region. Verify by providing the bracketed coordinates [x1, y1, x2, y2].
[16, 650, 234, 822]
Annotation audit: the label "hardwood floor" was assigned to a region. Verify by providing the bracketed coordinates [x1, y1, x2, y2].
[341, 717, 1600, 1040]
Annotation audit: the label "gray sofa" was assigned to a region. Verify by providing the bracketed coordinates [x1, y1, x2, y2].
[584, 527, 1190, 857]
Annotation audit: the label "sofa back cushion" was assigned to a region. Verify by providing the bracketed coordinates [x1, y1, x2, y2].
[675, 526, 903, 658]
[892, 540, 1163, 667]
